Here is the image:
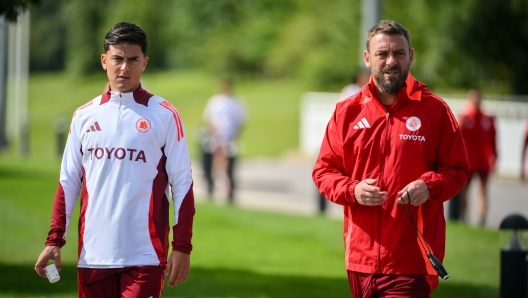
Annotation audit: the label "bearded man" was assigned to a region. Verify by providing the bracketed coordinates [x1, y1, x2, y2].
[312, 20, 469, 298]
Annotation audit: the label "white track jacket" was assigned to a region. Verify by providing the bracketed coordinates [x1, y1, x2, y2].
[45, 86, 195, 268]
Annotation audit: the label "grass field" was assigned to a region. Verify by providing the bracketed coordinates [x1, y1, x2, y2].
[0, 71, 501, 297]
[17, 70, 311, 161]
[0, 155, 501, 298]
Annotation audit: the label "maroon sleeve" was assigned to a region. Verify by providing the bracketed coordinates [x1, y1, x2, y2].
[312, 105, 360, 207]
[420, 103, 470, 202]
[172, 184, 195, 254]
[45, 181, 67, 248]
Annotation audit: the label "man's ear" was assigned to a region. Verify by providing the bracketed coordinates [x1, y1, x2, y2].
[142, 56, 149, 72]
[101, 54, 107, 70]
[363, 50, 371, 68]
[409, 48, 414, 67]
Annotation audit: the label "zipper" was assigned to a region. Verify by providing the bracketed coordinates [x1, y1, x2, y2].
[377, 112, 391, 273]
[116, 93, 123, 131]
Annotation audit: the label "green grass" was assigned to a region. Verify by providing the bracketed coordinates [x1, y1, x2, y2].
[0, 156, 501, 297]
[21, 70, 309, 161]
[0, 71, 501, 297]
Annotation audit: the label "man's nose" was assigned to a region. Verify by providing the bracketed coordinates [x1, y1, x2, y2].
[120, 60, 130, 72]
[386, 54, 397, 67]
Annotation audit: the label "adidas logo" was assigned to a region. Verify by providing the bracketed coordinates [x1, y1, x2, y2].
[353, 117, 371, 129]
[86, 121, 102, 133]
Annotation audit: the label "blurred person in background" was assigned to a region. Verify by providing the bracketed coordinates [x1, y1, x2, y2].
[522, 121, 528, 182]
[458, 88, 497, 225]
[201, 78, 246, 204]
[313, 20, 469, 297]
[339, 68, 371, 101]
[34, 22, 195, 297]
[318, 68, 371, 215]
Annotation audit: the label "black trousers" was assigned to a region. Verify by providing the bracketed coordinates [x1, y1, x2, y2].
[202, 150, 236, 202]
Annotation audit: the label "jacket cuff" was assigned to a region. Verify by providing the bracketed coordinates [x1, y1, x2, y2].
[419, 171, 439, 200]
[171, 241, 192, 255]
[347, 181, 360, 206]
[45, 229, 66, 248]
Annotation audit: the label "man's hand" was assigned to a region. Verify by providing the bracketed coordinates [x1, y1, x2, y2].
[165, 250, 190, 287]
[396, 180, 430, 206]
[35, 246, 61, 278]
[354, 179, 387, 206]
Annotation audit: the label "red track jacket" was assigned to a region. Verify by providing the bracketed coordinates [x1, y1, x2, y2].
[459, 104, 497, 173]
[313, 73, 469, 275]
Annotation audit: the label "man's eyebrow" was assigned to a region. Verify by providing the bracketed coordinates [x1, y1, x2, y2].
[110, 54, 141, 60]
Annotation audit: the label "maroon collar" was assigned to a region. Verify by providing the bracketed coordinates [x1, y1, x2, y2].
[100, 84, 153, 107]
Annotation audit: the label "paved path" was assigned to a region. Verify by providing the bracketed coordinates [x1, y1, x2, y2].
[192, 156, 528, 229]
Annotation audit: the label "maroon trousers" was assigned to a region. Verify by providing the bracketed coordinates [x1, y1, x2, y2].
[78, 266, 165, 298]
[347, 271, 439, 298]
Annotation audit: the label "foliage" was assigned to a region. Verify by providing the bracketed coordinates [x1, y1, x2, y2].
[28, 0, 64, 71]
[444, 0, 528, 94]
[384, 0, 528, 94]
[26, 0, 528, 94]
[0, 0, 40, 21]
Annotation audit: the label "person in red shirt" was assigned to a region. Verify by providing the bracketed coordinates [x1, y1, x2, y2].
[522, 121, 528, 182]
[312, 20, 469, 297]
[458, 88, 497, 225]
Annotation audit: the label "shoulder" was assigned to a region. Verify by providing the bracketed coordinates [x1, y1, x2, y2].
[335, 91, 365, 119]
[419, 90, 456, 117]
[72, 95, 102, 119]
[483, 112, 496, 121]
[420, 90, 449, 108]
[419, 90, 459, 128]
[149, 96, 184, 118]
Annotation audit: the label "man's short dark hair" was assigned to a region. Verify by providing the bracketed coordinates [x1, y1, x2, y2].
[104, 22, 148, 56]
[366, 20, 411, 53]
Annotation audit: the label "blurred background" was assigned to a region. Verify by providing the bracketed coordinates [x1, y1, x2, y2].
[1, 0, 528, 297]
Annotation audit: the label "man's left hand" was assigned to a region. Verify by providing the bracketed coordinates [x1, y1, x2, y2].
[395, 180, 430, 206]
[165, 250, 190, 287]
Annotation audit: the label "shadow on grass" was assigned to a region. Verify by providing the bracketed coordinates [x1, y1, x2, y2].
[0, 262, 498, 298]
[0, 166, 52, 181]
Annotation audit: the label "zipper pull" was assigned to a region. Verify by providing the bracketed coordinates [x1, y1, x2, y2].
[386, 112, 390, 119]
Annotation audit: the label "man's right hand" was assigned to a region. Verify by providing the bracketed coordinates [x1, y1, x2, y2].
[35, 246, 61, 278]
[354, 179, 387, 206]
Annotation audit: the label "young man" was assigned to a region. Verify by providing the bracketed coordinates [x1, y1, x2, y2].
[312, 20, 469, 297]
[458, 88, 497, 225]
[34, 22, 195, 297]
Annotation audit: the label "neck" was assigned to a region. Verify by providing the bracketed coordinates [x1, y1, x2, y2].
[110, 83, 141, 94]
[374, 87, 399, 105]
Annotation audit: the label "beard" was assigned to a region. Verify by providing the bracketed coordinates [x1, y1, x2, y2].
[373, 64, 409, 94]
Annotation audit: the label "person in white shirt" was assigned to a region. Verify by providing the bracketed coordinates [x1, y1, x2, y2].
[201, 78, 246, 203]
[318, 69, 371, 215]
[339, 69, 371, 101]
[34, 22, 195, 297]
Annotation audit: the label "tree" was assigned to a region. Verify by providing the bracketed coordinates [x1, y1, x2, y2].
[0, 0, 40, 21]
[451, 0, 528, 94]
